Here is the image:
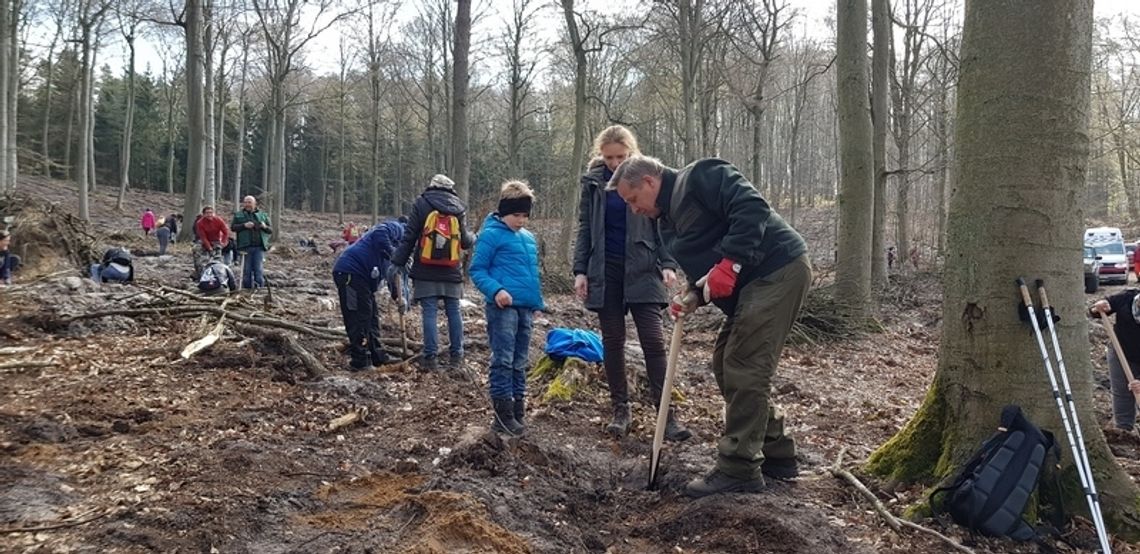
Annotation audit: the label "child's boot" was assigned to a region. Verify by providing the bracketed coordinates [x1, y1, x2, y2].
[513, 397, 527, 431]
[491, 398, 524, 436]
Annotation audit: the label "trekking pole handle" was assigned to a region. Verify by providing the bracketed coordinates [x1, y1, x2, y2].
[1035, 280, 1051, 309]
[1015, 278, 1033, 307]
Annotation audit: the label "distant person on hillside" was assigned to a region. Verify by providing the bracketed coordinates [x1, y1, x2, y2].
[390, 174, 475, 372]
[140, 209, 156, 236]
[155, 218, 172, 256]
[166, 214, 180, 242]
[887, 246, 896, 270]
[0, 230, 19, 285]
[231, 195, 272, 289]
[194, 206, 230, 278]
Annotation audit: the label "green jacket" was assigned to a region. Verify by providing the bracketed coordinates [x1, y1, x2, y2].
[657, 158, 806, 313]
[230, 209, 273, 250]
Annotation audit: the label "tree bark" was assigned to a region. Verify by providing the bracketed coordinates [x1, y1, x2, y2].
[4, 0, 19, 191]
[558, 0, 588, 271]
[115, 32, 136, 210]
[203, 3, 216, 208]
[182, 0, 208, 240]
[867, 0, 1140, 537]
[232, 35, 248, 209]
[871, 0, 890, 286]
[834, 0, 875, 316]
[451, 0, 471, 201]
[0, 0, 10, 192]
[678, 0, 702, 162]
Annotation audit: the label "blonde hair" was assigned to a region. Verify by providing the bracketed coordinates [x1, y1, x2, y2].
[592, 125, 640, 159]
[500, 180, 535, 200]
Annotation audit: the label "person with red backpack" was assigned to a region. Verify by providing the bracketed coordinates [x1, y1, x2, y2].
[391, 174, 475, 372]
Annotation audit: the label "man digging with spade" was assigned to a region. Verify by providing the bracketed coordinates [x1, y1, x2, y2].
[609, 155, 812, 498]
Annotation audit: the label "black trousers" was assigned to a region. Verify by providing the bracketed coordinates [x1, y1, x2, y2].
[596, 258, 667, 406]
[334, 271, 383, 366]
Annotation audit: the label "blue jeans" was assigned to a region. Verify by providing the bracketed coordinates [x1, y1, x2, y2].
[420, 296, 463, 359]
[242, 247, 265, 289]
[486, 305, 533, 400]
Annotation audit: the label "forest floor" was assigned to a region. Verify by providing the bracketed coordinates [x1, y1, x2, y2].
[1, 177, 1138, 553]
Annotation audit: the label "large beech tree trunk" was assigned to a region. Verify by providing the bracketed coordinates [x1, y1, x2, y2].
[866, 0, 1140, 537]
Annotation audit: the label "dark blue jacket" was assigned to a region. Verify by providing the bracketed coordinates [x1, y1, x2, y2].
[333, 221, 405, 289]
[470, 213, 544, 310]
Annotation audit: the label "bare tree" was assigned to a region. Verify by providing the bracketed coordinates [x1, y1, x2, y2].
[180, 0, 207, 238]
[869, 0, 1140, 533]
[722, 0, 794, 188]
[40, 0, 73, 178]
[114, 0, 147, 210]
[870, 0, 889, 285]
[502, 0, 542, 176]
[888, 0, 937, 267]
[252, 0, 350, 233]
[451, 0, 472, 201]
[0, 0, 11, 190]
[231, 25, 250, 208]
[74, 0, 111, 220]
[835, 0, 874, 315]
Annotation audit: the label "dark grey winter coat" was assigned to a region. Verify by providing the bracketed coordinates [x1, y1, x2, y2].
[572, 160, 678, 310]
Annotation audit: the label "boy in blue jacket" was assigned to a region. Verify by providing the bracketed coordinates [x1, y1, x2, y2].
[470, 181, 545, 435]
[333, 220, 405, 371]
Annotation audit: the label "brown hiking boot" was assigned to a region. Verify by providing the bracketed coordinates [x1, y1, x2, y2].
[684, 469, 766, 498]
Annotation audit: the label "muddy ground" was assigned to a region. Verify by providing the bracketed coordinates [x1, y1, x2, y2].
[2, 177, 1139, 553]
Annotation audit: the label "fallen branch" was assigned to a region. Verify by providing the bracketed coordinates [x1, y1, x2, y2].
[0, 509, 113, 534]
[234, 323, 328, 379]
[0, 360, 56, 371]
[830, 448, 975, 554]
[326, 407, 368, 432]
[181, 318, 227, 360]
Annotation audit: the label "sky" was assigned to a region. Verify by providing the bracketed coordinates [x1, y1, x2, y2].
[24, 0, 1140, 85]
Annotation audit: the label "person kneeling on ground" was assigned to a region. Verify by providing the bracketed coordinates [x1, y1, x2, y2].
[333, 219, 405, 371]
[610, 155, 812, 498]
[90, 247, 135, 284]
[1090, 291, 1140, 432]
[198, 256, 238, 294]
[470, 181, 545, 436]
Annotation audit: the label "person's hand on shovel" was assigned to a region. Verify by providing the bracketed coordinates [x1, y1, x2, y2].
[669, 287, 705, 321]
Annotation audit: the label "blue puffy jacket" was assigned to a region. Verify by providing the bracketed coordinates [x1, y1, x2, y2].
[470, 213, 544, 310]
[333, 221, 405, 289]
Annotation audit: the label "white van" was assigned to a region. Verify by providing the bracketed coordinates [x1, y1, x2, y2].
[1085, 226, 1129, 285]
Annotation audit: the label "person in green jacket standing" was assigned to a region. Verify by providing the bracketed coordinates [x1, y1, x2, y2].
[231, 195, 273, 289]
[609, 155, 812, 498]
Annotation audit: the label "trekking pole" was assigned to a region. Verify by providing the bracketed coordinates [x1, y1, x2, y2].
[1035, 280, 1112, 553]
[1017, 278, 1111, 553]
[649, 312, 685, 490]
[1096, 307, 1140, 408]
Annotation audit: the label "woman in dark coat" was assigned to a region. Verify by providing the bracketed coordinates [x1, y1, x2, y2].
[572, 125, 690, 441]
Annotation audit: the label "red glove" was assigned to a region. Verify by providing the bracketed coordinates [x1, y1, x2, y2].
[669, 288, 704, 320]
[705, 258, 740, 299]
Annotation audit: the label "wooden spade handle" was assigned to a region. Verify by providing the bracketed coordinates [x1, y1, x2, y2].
[1100, 310, 1140, 406]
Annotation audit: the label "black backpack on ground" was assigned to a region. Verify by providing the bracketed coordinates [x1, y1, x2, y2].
[930, 405, 1059, 541]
